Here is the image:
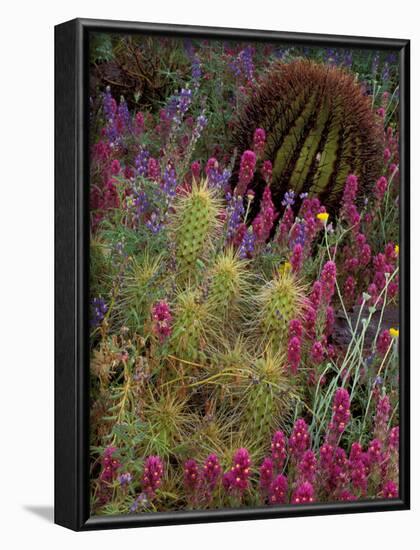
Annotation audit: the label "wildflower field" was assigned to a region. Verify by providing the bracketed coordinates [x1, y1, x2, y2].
[89, 33, 400, 515]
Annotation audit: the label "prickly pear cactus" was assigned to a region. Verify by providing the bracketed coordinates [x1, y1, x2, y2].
[172, 180, 221, 279]
[233, 60, 382, 212]
[256, 269, 306, 347]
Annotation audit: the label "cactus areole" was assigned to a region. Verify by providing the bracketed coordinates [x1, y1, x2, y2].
[233, 60, 383, 214]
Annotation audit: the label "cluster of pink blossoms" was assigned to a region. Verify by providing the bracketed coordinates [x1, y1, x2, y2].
[142, 455, 164, 499]
[151, 300, 172, 342]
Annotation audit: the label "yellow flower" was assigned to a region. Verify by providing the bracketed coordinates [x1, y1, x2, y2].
[389, 328, 399, 338]
[281, 261, 292, 274]
[395, 244, 399, 255]
[317, 212, 329, 223]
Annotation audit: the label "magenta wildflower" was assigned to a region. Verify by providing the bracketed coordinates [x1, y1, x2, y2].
[310, 281, 322, 310]
[268, 474, 288, 505]
[261, 160, 273, 184]
[310, 341, 324, 365]
[151, 300, 172, 342]
[289, 319, 303, 340]
[343, 174, 358, 205]
[389, 426, 399, 450]
[142, 455, 164, 498]
[289, 419, 310, 461]
[320, 260, 336, 302]
[287, 335, 301, 374]
[384, 148, 392, 162]
[381, 480, 398, 498]
[290, 243, 303, 273]
[227, 448, 251, 493]
[184, 459, 200, 493]
[377, 329, 392, 356]
[259, 457, 274, 491]
[291, 481, 314, 504]
[271, 430, 287, 471]
[329, 387, 351, 440]
[375, 176, 388, 200]
[367, 438, 383, 465]
[202, 453, 222, 492]
[110, 159, 121, 175]
[191, 160, 201, 181]
[374, 395, 391, 441]
[325, 306, 335, 337]
[298, 450, 318, 483]
[338, 490, 357, 501]
[236, 150, 256, 195]
[304, 306, 317, 340]
[344, 276, 356, 303]
[253, 127, 266, 156]
[100, 446, 121, 483]
[147, 157, 160, 181]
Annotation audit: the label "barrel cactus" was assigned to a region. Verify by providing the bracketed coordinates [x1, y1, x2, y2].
[233, 60, 383, 213]
[172, 180, 221, 280]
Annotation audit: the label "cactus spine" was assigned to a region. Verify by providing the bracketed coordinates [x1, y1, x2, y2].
[256, 269, 306, 348]
[172, 180, 221, 280]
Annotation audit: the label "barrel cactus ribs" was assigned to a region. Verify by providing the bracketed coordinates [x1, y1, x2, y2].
[233, 60, 383, 213]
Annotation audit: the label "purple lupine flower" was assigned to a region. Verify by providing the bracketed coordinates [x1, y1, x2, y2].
[135, 148, 150, 176]
[291, 481, 314, 504]
[151, 300, 172, 342]
[116, 97, 131, 134]
[238, 227, 256, 259]
[271, 430, 287, 471]
[118, 472, 133, 486]
[103, 86, 117, 121]
[191, 55, 202, 84]
[142, 456, 164, 498]
[146, 212, 163, 234]
[282, 190, 296, 207]
[130, 492, 148, 512]
[161, 166, 177, 201]
[226, 193, 245, 240]
[289, 419, 310, 461]
[268, 474, 288, 505]
[91, 297, 108, 327]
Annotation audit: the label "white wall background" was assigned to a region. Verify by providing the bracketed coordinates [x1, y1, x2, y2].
[0, 0, 417, 547]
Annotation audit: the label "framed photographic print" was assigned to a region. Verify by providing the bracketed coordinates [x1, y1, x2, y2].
[55, 18, 410, 531]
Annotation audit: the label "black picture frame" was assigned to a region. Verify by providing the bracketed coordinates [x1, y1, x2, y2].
[55, 17, 410, 531]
